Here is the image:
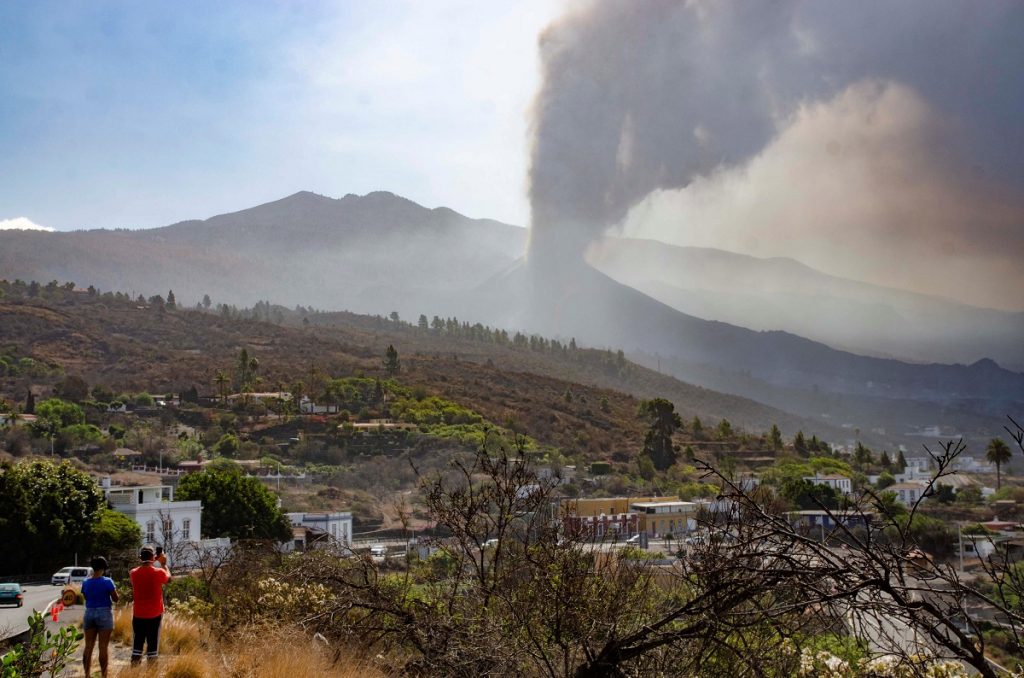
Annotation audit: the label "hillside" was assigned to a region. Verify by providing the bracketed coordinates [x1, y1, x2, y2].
[467, 260, 1023, 449]
[0, 288, 853, 459]
[1, 190, 1020, 450]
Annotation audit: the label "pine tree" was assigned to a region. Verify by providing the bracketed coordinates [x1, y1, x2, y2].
[880, 450, 892, 469]
[794, 431, 807, 456]
[384, 345, 401, 376]
[166, 289, 176, 309]
[638, 398, 682, 471]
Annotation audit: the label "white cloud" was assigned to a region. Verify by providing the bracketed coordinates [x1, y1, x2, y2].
[0, 217, 53, 231]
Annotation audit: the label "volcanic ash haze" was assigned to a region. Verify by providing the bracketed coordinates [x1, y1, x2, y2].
[524, 0, 1024, 313]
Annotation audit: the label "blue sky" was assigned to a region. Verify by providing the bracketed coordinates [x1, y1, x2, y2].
[0, 1, 559, 230]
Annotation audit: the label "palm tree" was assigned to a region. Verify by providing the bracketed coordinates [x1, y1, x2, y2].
[214, 371, 229, 404]
[986, 438, 1012, 490]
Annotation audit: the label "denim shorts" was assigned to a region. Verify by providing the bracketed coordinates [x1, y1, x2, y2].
[84, 607, 114, 631]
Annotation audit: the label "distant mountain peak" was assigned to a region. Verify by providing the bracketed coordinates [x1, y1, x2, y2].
[970, 357, 1001, 370]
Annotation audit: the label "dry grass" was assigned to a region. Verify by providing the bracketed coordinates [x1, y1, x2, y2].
[112, 606, 132, 645]
[160, 652, 215, 678]
[159, 616, 203, 654]
[220, 626, 389, 678]
[112, 608, 201, 654]
[108, 608, 389, 677]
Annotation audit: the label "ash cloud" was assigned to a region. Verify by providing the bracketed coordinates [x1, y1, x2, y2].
[526, 0, 1024, 300]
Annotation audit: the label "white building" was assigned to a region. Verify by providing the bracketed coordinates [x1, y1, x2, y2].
[285, 512, 353, 552]
[903, 456, 933, 473]
[952, 456, 995, 474]
[803, 473, 852, 495]
[888, 482, 929, 506]
[299, 396, 339, 415]
[101, 477, 202, 565]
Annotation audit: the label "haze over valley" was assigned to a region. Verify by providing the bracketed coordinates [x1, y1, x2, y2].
[1, 188, 1021, 451]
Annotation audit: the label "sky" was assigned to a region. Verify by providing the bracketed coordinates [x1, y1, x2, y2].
[2, 1, 1022, 311]
[0, 1, 560, 231]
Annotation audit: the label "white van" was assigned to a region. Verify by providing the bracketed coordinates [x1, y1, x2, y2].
[51, 566, 92, 586]
[369, 544, 387, 560]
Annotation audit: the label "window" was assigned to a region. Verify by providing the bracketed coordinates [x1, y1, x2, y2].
[163, 518, 174, 539]
[145, 520, 155, 543]
[181, 519, 191, 541]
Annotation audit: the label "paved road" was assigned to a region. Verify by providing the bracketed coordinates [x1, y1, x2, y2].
[0, 584, 59, 640]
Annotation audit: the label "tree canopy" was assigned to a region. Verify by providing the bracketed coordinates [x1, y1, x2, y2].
[34, 398, 85, 430]
[0, 460, 105, 573]
[176, 467, 291, 541]
[384, 344, 401, 376]
[638, 398, 682, 471]
[89, 508, 142, 557]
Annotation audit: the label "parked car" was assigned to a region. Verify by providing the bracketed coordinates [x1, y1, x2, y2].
[625, 534, 641, 545]
[51, 566, 92, 586]
[369, 544, 387, 559]
[482, 538, 500, 549]
[0, 583, 24, 607]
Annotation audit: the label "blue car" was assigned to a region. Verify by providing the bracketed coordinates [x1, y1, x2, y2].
[0, 583, 24, 607]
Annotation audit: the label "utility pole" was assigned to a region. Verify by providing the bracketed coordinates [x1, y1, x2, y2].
[958, 523, 964, 573]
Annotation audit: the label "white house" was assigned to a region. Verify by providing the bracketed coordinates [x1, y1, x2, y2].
[226, 391, 290, 404]
[887, 481, 929, 506]
[803, 473, 852, 495]
[101, 477, 202, 565]
[299, 396, 339, 415]
[903, 456, 933, 473]
[285, 512, 353, 552]
[952, 456, 995, 474]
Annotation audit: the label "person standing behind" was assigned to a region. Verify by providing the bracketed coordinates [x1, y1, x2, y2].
[82, 556, 119, 678]
[129, 546, 172, 666]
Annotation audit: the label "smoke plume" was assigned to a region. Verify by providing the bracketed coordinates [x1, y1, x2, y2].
[526, 0, 1024, 302]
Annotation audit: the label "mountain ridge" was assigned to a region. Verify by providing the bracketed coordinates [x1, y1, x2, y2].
[1, 189, 1019, 447]
[587, 237, 1024, 368]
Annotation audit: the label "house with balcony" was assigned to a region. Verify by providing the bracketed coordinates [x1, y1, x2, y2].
[888, 481, 929, 506]
[284, 512, 353, 552]
[631, 501, 699, 538]
[100, 477, 202, 565]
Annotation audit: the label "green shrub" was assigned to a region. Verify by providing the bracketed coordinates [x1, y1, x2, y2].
[164, 575, 212, 604]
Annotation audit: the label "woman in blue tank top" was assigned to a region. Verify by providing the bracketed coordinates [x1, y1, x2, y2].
[81, 556, 120, 678]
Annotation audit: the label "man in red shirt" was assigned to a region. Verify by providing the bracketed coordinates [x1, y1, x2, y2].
[129, 546, 172, 665]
